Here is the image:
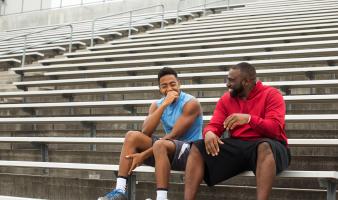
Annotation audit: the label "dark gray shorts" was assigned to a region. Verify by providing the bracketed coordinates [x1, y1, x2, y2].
[143, 136, 191, 171]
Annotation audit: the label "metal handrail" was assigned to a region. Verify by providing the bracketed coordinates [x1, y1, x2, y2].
[91, 4, 165, 47]
[93, 12, 167, 36]
[0, 24, 72, 43]
[2, 10, 171, 34]
[176, 0, 230, 24]
[0, 24, 73, 68]
[1, 35, 71, 55]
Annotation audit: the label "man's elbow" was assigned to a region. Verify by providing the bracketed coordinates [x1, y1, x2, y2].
[141, 126, 152, 135]
[262, 123, 283, 137]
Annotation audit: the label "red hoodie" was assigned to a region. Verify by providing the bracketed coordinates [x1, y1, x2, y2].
[203, 81, 288, 145]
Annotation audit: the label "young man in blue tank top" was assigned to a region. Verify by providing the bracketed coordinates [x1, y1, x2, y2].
[98, 67, 203, 200]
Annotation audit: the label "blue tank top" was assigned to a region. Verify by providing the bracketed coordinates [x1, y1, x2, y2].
[156, 91, 203, 142]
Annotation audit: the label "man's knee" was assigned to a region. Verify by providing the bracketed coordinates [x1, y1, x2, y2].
[257, 142, 273, 158]
[124, 130, 142, 144]
[153, 139, 175, 155]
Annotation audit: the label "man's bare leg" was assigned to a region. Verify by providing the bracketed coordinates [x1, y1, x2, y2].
[256, 142, 276, 200]
[97, 131, 153, 200]
[184, 144, 204, 200]
[153, 140, 176, 191]
[118, 131, 153, 177]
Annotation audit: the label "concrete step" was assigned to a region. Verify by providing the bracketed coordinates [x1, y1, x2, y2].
[0, 173, 331, 200]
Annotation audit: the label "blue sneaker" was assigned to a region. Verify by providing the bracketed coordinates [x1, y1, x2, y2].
[97, 189, 127, 200]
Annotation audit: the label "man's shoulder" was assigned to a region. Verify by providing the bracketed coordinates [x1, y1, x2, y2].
[260, 85, 284, 103]
[220, 92, 231, 101]
[182, 91, 197, 99]
[181, 91, 199, 104]
[263, 85, 283, 96]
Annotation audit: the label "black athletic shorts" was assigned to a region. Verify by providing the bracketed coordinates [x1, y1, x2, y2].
[193, 138, 291, 186]
[143, 136, 191, 171]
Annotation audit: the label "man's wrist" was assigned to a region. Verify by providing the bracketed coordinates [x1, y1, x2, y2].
[160, 102, 170, 109]
[205, 131, 217, 137]
[247, 114, 251, 124]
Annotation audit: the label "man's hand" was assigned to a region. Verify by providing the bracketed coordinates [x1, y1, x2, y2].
[126, 152, 146, 175]
[224, 113, 250, 131]
[162, 91, 179, 106]
[204, 131, 224, 156]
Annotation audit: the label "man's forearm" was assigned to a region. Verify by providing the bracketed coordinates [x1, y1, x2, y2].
[142, 104, 167, 134]
[161, 133, 177, 140]
[142, 147, 154, 160]
[249, 115, 284, 138]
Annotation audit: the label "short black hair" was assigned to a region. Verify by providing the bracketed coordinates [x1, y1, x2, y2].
[158, 67, 178, 82]
[230, 62, 256, 81]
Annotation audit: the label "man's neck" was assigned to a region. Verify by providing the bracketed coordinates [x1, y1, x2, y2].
[239, 83, 256, 99]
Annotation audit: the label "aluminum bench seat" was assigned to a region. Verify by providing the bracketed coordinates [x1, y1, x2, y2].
[108, 26, 338, 47]
[87, 31, 338, 52]
[0, 94, 337, 109]
[11, 56, 338, 74]
[14, 66, 338, 87]
[2, 79, 338, 97]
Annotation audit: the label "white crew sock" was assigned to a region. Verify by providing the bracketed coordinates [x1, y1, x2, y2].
[115, 177, 127, 193]
[156, 189, 168, 200]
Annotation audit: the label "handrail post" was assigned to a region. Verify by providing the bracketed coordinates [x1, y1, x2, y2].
[91, 20, 96, 47]
[69, 24, 73, 53]
[327, 179, 336, 200]
[21, 35, 27, 68]
[0, 1, 2, 16]
[21, 0, 24, 13]
[127, 174, 136, 200]
[203, 0, 207, 16]
[40, 0, 43, 10]
[227, 0, 230, 10]
[60, 0, 62, 8]
[176, 0, 183, 24]
[161, 4, 164, 29]
[2, 1, 5, 15]
[128, 10, 133, 37]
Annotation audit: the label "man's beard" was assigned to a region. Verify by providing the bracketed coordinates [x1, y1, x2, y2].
[230, 84, 244, 97]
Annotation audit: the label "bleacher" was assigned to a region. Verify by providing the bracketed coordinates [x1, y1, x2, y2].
[0, 0, 337, 199]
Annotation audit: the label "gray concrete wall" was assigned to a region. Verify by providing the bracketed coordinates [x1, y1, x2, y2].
[0, 0, 259, 31]
[0, 0, 52, 16]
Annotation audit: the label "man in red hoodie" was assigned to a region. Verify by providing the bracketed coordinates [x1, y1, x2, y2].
[184, 62, 291, 200]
